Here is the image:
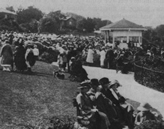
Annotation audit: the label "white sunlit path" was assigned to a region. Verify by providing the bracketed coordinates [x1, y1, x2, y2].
[83, 66, 164, 118]
[52, 62, 164, 118]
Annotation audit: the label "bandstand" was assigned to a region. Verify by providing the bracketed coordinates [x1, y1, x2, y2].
[100, 18, 146, 47]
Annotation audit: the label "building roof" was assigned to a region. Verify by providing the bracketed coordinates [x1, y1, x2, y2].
[0, 8, 16, 15]
[100, 18, 146, 31]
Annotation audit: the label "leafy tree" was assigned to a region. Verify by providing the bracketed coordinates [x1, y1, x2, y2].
[155, 25, 164, 37]
[93, 18, 112, 30]
[76, 19, 86, 31]
[84, 17, 96, 33]
[38, 16, 58, 33]
[17, 6, 43, 24]
[16, 6, 43, 32]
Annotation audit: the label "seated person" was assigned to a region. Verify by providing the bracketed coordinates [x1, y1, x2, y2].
[99, 78, 134, 129]
[70, 58, 88, 82]
[75, 80, 110, 129]
[88, 79, 120, 126]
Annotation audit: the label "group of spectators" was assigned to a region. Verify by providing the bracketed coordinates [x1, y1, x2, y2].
[0, 30, 163, 75]
[0, 31, 39, 72]
[0, 30, 163, 129]
[1, 30, 163, 76]
[74, 78, 163, 129]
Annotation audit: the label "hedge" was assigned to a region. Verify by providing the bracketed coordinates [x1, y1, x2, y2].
[134, 63, 164, 92]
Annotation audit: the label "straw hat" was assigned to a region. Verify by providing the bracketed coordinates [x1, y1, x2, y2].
[110, 80, 122, 88]
[78, 80, 91, 89]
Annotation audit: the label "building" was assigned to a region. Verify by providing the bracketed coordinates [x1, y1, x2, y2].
[100, 18, 146, 47]
[60, 17, 77, 30]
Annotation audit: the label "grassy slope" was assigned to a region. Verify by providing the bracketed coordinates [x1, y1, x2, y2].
[0, 61, 139, 128]
[0, 61, 77, 127]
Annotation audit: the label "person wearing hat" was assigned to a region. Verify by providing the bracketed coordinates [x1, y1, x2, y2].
[86, 46, 94, 66]
[33, 44, 39, 60]
[100, 47, 106, 68]
[111, 80, 135, 129]
[0, 40, 13, 71]
[25, 44, 35, 73]
[14, 39, 27, 72]
[76, 80, 94, 115]
[67, 45, 77, 72]
[76, 80, 110, 129]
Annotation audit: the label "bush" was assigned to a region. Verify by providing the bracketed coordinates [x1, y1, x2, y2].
[48, 115, 75, 129]
[40, 51, 59, 63]
[134, 120, 164, 129]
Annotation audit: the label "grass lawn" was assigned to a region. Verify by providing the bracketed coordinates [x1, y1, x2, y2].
[0, 61, 78, 128]
[0, 61, 140, 128]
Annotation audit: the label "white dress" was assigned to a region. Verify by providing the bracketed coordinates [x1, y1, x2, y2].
[86, 49, 94, 63]
[100, 50, 106, 66]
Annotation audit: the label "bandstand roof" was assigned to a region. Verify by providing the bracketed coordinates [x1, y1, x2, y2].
[100, 18, 146, 31]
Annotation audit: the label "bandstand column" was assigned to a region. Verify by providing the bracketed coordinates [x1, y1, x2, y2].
[127, 36, 129, 43]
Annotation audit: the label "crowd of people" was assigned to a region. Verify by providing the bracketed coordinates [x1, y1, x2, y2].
[0, 31, 39, 72]
[0, 30, 163, 129]
[0, 30, 163, 74]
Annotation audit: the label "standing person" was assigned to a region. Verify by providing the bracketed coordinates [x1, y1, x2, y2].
[62, 46, 68, 72]
[0, 40, 13, 71]
[14, 40, 27, 72]
[33, 45, 39, 61]
[25, 44, 35, 73]
[105, 47, 115, 69]
[86, 46, 94, 66]
[67, 46, 77, 72]
[100, 47, 106, 68]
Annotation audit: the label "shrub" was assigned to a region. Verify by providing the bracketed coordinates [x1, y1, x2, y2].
[40, 51, 59, 63]
[134, 120, 164, 129]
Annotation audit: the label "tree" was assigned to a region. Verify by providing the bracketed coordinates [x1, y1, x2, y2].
[93, 18, 112, 30]
[84, 17, 96, 33]
[155, 25, 164, 37]
[17, 6, 43, 24]
[38, 16, 58, 33]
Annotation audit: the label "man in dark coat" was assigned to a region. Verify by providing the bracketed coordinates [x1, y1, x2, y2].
[14, 41, 27, 72]
[105, 47, 115, 69]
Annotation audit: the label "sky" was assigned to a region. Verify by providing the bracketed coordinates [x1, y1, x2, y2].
[0, 0, 164, 27]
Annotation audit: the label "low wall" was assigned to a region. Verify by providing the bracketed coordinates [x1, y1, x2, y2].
[134, 63, 164, 92]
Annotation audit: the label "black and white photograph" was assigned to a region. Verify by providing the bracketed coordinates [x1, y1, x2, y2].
[0, 0, 164, 129]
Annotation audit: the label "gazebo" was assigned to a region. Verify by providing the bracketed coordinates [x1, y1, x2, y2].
[100, 18, 146, 46]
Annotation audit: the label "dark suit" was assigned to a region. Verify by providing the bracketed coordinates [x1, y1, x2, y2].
[101, 88, 134, 129]
[101, 88, 121, 106]
[95, 92, 118, 122]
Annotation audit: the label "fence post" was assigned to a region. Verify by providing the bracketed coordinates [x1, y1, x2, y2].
[142, 61, 144, 85]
